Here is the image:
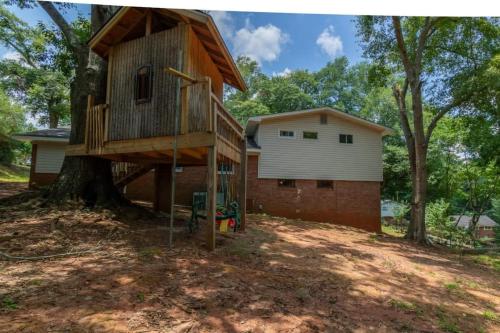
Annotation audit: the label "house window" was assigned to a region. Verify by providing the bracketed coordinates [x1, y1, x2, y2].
[175, 166, 183, 172]
[135, 65, 153, 103]
[320, 114, 327, 124]
[339, 134, 353, 144]
[218, 163, 234, 175]
[279, 130, 295, 138]
[483, 226, 492, 231]
[317, 180, 334, 189]
[303, 131, 318, 140]
[278, 179, 295, 188]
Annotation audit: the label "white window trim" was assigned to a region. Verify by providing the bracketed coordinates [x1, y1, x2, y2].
[278, 129, 296, 139]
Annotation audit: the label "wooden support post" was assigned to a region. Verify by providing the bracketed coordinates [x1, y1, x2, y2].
[239, 137, 247, 231]
[104, 47, 113, 142]
[84, 95, 94, 153]
[206, 144, 217, 251]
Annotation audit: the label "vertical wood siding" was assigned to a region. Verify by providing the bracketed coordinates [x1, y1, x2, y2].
[108, 26, 185, 141]
[257, 114, 384, 181]
[186, 27, 224, 99]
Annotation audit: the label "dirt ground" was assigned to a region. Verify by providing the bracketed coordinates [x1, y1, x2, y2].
[0, 187, 499, 332]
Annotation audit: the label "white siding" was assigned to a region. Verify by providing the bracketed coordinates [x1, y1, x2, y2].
[35, 142, 67, 173]
[257, 113, 383, 181]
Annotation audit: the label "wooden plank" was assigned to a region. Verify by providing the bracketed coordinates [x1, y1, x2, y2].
[145, 10, 152, 36]
[179, 148, 203, 160]
[239, 138, 247, 231]
[206, 144, 217, 251]
[105, 47, 113, 142]
[217, 137, 241, 163]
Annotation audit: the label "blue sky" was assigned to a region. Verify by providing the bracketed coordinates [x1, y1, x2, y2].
[1, 4, 364, 75]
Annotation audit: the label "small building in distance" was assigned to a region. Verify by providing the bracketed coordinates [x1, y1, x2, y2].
[451, 215, 498, 240]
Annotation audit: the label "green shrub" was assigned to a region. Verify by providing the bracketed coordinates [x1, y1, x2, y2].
[426, 200, 470, 247]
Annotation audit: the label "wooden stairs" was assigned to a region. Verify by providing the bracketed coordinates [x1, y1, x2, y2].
[112, 162, 154, 188]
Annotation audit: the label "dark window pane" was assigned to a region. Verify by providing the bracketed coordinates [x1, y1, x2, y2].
[339, 134, 353, 144]
[278, 179, 295, 188]
[280, 130, 295, 138]
[317, 180, 334, 189]
[135, 65, 152, 103]
[303, 131, 318, 139]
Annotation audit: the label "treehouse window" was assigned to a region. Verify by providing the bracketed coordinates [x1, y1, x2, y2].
[135, 65, 152, 104]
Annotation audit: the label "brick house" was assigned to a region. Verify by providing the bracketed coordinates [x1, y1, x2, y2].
[451, 215, 498, 240]
[14, 107, 392, 233]
[244, 108, 392, 232]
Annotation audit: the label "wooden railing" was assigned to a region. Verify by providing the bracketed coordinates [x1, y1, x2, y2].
[212, 93, 244, 153]
[181, 77, 244, 154]
[84, 96, 107, 153]
[83, 77, 245, 160]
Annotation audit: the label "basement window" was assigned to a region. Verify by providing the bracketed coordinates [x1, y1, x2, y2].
[320, 114, 328, 124]
[135, 65, 153, 104]
[317, 180, 334, 189]
[278, 179, 295, 188]
[279, 130, 295, 138]
[339, 134, 353, 144]
[303, 131, 318, 140]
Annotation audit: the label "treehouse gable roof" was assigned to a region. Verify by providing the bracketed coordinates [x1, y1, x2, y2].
[88, 7, 246, 91]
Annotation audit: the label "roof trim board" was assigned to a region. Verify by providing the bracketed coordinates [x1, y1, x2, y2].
[246, 107, 394, 136]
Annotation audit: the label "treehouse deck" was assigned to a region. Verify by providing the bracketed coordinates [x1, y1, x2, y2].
[65, 86, 244, 167]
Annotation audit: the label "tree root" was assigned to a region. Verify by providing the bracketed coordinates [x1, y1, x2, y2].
[0, 248, 102, 261]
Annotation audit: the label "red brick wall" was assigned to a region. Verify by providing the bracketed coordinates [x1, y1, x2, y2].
[30, 172, 58, 188]
[125, 166, 208, 207]
[246, 155, 381, 232]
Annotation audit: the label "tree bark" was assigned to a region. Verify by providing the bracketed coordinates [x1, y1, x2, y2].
[40, 3, 124, 206]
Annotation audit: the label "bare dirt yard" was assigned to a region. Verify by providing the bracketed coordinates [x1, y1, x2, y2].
[0, 187, 499, 332]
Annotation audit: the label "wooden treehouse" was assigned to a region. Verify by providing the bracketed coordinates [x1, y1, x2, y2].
[66, 7, 248, 250]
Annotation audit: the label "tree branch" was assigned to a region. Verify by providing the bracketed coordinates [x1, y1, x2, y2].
[37, 1, 81, 53]
[391, 17, 414, 80]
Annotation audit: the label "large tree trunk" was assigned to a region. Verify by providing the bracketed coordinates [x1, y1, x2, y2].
[46, 5, 124, 206]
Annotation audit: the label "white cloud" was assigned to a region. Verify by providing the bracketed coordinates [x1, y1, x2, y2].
[210, 11, 234, 39]
[2, 51, 22, 61]
[272, 67, 292, 77]
[232, 21, 289, 64]
[316, 25, 343, 59]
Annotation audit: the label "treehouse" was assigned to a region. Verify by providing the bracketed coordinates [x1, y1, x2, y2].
[65, 7, 247, 250]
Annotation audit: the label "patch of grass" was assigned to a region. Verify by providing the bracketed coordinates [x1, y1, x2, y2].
[2, 297, 18, 310]
[444, 282, 460, 292]
[136, 292, 145, 302]
[382, 224, 405, 237]
[469, 254, 500, 272]
[482, 310, 498, 321]
[389, 298, 422, 315]
[0, 164, 29, 182]
[436, 308, 462, 333]
[368, 234, 378, 242]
